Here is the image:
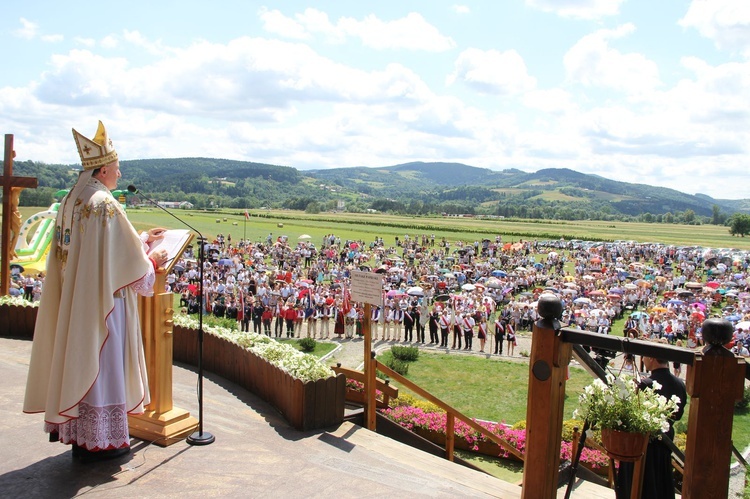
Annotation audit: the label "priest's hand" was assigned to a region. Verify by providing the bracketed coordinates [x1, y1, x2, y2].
[146, 227, 167, 244]
[149, 248, 169, 269]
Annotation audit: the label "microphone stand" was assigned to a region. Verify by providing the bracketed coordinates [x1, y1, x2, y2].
[128, 185, 215, 446]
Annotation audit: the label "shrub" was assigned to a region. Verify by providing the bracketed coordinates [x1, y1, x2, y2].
[191, 313, 239, 331]
[389, 393, 444, 414]
[386, 357, 409, 376]
[391, 345, 420, 361]
[736, 386, 750, 413]
[298, 337, 317, 352]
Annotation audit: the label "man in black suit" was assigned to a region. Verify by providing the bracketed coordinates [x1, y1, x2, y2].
[616, 355, 687, 499]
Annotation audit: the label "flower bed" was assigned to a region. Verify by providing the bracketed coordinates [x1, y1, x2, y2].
[172, 315, 345, 431]
[382, 405, 609, 472]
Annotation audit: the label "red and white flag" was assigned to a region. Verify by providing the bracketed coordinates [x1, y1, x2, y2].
[244, 209, 250, 221]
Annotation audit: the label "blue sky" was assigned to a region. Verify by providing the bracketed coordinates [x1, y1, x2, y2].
[2, 1, 749, 199]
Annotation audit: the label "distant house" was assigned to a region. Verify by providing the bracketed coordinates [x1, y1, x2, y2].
[157, 201, 194, 209]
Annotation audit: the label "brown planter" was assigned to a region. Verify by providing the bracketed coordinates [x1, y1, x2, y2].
[601, 428, 648, 462]
[173, 325, 345, 431]
[0, 304, 38, 339]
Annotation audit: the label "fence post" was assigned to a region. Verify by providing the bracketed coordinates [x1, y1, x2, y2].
[446, 412, 455, 461]
[522, 294, 571, 499]
[682, 319, 745, 498]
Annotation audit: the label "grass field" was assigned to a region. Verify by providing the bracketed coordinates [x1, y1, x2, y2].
[16, 205, 749, 250]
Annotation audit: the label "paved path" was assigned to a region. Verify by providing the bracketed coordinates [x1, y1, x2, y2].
[315, 325, 536, 370]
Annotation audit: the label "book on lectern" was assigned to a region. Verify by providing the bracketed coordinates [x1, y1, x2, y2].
[147, 229, 194, 274]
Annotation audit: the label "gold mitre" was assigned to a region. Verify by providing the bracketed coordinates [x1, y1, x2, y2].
[72, 120, 118, 170]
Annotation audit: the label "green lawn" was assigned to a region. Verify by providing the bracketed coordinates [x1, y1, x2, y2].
[379, 350, 750, 461]
[277, 338, 337, 358]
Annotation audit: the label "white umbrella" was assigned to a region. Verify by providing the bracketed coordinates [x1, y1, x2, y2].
[461, 283, 476, 292]
[298, 234, 312, 240]
[407, 286, 425, 297]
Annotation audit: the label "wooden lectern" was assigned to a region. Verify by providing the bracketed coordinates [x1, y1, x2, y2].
[128, 233, 199, 446]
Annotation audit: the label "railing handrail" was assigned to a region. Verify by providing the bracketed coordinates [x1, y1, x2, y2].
[375, 360, 525, 461]
[560, 326, 697, 365]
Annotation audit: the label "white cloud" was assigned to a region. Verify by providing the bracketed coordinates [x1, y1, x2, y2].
[525, 0, 625, 20]
[260, 8, 455, 51]
[452, 5, 471, 15]
[447, 48, 536, 95]
[522, 88, 576, 114]
[41, 34, 64, 43]
[564, 24, 661, 95]
[14, 18, 38, 39]
[101, 35, 119, 49]
[679, 0, 750, 56]
[29, 37, 435, 123]
[74, 37, 96, 47]
[258, 7, 311, 40]
[122, 30, 172, 56]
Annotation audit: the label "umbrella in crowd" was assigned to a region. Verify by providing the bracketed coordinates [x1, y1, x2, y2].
[407, 286, 425, 297]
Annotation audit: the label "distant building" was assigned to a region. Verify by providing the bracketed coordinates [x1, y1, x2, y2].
[157, 201, 194, 209]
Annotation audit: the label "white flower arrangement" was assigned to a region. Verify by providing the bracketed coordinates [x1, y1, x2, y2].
[573, 373, 681, 435]
[0, 295, 39, 307]
[173, 314, 334, 382]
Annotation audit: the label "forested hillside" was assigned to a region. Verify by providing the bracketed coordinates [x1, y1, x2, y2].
[6, 158, 748, 223]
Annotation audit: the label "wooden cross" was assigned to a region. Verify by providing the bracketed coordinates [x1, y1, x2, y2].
[1, 135, 38, 296]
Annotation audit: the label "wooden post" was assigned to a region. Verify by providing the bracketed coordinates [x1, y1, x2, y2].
[446, 412, 455, 461]
[522, 294, 571, 499]
[363, 302, 376, 430]
[682, 319, 745, 498]
[1, 134, 38, 295]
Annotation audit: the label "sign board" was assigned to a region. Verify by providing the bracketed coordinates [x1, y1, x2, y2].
[350, 270, 383, 306]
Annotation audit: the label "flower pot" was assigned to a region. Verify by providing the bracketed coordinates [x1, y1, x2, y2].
[600, 428, 649, 462]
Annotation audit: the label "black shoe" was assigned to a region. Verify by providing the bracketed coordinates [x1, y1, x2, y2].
[76, 445, 130, 463]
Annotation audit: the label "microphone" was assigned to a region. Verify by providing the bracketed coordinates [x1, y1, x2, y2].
[128, 184, 215, 446]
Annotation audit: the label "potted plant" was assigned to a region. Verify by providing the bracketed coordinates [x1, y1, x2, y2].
[573, 373, 681, 461]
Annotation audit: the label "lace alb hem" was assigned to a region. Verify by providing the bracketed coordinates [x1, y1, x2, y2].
[45, 402, 129, 451]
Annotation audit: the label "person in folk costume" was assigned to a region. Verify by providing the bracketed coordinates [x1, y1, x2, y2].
[345, 303, 358, 338]
[320, 300, 332, 339]
[304, 294, 316, 338]
[383, 303, 394, 341]
[392, 303, 404, 341]
[428, 306, 440, 345]
[477, 313, 488, 353]
[494, 316, 506, 355]
[418, 299, 429, 344]
[24, 121, 169, 462]
[462, 311, 475, 351]
[283, 299, 297, 338]
[333, 299, 345, 339]
[242, 295, 253, 333]
[403, 305, 415, 342]
[452, 309, 463, 350]
[355, 304, 365, 337]
[506, 320, 517, 356]
[252, 298, 264, 334]
[370, 305, 381, 340]
[273, 296, 284, 338]
[439, 307, 451, 347]
[262, 305, 273, 336]
[294, 302, 305, 337]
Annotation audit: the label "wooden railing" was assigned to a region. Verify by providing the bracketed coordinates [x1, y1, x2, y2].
[332, 364, 398, 409]
[370, 359, 524, 462]
[522, 294, 747, 499]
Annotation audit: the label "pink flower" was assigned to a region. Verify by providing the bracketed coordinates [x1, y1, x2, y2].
[381, 405, 608, 468]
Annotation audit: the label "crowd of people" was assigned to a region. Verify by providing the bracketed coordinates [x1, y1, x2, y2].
[14, 228, 750, 361]
[151, 232, 750, 361]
